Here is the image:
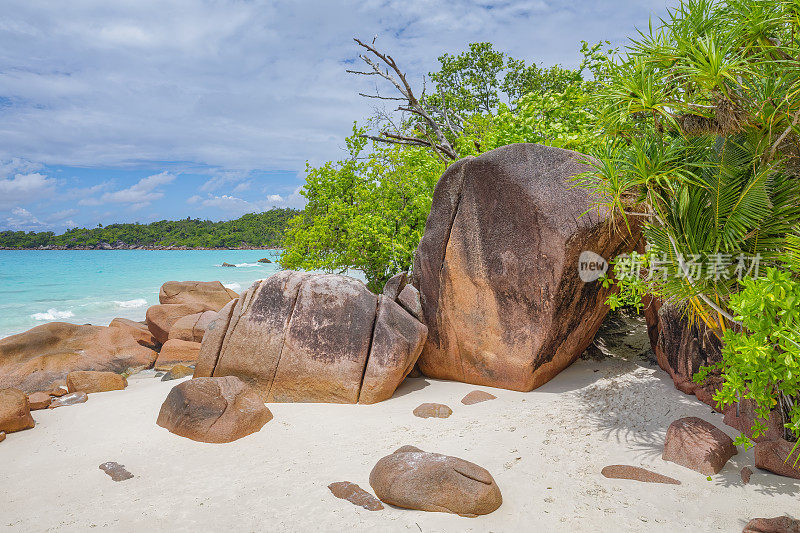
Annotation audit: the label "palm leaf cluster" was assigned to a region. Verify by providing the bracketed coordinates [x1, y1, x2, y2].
[580, 0, 800, 335]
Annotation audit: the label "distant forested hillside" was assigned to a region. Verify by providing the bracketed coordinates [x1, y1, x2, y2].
[0, 208, 299, 249]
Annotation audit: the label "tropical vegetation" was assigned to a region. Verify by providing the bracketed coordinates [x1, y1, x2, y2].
[580, 0, 800, 451]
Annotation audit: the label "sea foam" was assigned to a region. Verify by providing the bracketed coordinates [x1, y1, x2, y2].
[31, 308, 75, 321]
[114, 298, 148, 309]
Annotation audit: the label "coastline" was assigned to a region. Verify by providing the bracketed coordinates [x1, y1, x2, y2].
[0, 245, 284, 251]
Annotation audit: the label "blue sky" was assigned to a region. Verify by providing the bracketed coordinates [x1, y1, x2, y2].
[0, 0, 671, 232]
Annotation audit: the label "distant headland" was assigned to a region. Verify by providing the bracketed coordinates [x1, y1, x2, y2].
[0, 208, 298, 250]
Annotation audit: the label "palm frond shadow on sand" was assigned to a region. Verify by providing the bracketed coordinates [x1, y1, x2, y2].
[562, 353, 798, 497]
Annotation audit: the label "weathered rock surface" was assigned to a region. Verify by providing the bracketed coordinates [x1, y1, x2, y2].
[156, 376, 273, 443]
[0, 322, 156, 393]
[601, 465, 680, 485]
[662, 417, 737, 475]
[49, 391, 88, 408]
[328, 481, 384, 511]
[168, 311, 217, 343]
[146, 281, 237, 344]
[754, 439, 800, 479]
[159, 280, 239, 309]
[195, 271, 427, 404]
[0, 388, 35, 433]
[26, 391, 52, 410]
[67, 370, 127, 394]
[99, 462, 134, 482]
[397, 284, 422, 321]
[109, 318, 159, 350]
[461, 390, 496, 405]
[741, 466, 753, 484]
[369, 445, 502, 517]
[155, 339, 202, 371]
[743, 517, 800, 533]
[146, 303, 204, 345]
[413, 403, 453, 418]
[161, 363, 194, 381]
[643, 298, 724, 408]
[412, 143, 639, 391]
[382, 272, 408, 301]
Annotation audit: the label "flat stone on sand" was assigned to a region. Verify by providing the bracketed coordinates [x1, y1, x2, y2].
[743, 516, 800, 533]
[413, 403, 452, 418]
[327, 481, 383, 511]
[741, 467, 753, 484]
[49, 392, 88, 408]
[461, 390, 496, 405]
[601, 465, 680, 485]
[99, 462, 134, 482]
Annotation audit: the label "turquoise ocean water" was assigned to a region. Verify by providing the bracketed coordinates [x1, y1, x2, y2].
[0, 250, 286, 340]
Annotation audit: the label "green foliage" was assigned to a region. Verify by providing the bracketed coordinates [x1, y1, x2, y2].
[457, 84, 602, 156]
[579, 0, 800, 334]
[695, 266, 800, 455]
[579, 0, 800, 456]
[426, 42, 580, 116]
[0, 209, 298, 249]
[280, 125, 445, 292]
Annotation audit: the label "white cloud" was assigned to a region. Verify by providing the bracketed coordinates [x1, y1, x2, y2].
[0, 172, 57, 209]
[267, 194, 283, 202]
[186, 194, 201, 204]
[0, 0, 670, 171]
[98, 171, 175, 204]
[5, 207, 46, 230]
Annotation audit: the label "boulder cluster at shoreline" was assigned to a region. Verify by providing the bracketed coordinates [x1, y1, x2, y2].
[1, 144, 797, 531]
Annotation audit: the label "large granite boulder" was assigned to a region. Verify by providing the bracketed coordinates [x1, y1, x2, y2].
[194, 271, 427, 404]
[0, 322, 157, 393]
[146, 281, 237, 344]
[0, 388, 35, 433]
[158, 280, 239, 309]
[156, 376, 273, 443]
[412, 143, 639, 391]
[369, 445, 502, 517]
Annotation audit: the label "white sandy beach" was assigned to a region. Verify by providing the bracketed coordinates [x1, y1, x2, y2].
[1, 351, 797, 533]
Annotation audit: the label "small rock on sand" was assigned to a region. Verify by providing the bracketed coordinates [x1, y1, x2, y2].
[741, 467, 753, 484]
[327, 481, 383, 511]
[743, 516, 800, 533]
[27, 392, 52, 410]
[601, 465, 680, 485]
[48, 386, 69, 397]
[413, 403, 452, 418]
[662, 417, 737, 475]
[49, 392, 88, 408]
[161, 364, 194, 381]
[461, 390, 496, 405]
[99, 462, 134, 482]
[0, 432, 5, 442]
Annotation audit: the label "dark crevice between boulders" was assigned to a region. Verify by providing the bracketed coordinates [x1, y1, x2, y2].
[264, 277, 303, 400]
[356, 295, 382, 403]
